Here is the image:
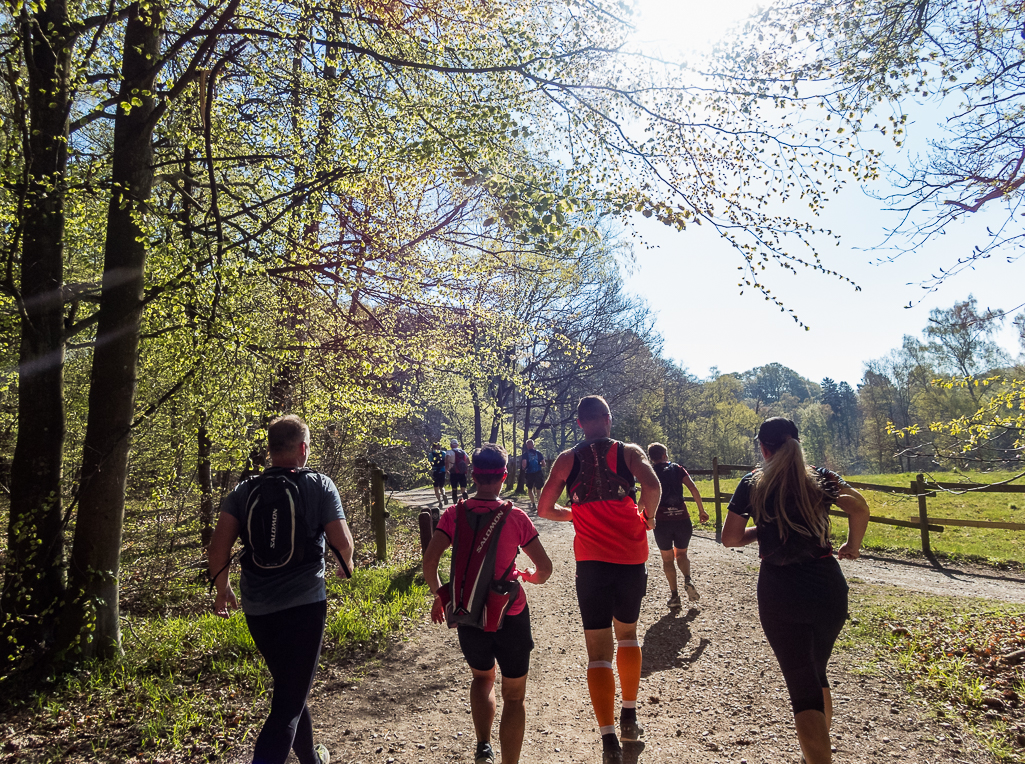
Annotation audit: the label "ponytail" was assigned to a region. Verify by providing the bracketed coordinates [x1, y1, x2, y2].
[751, 438, 830, 545]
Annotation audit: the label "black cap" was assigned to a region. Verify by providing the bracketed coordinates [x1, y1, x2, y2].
[757, 417, 799, 450]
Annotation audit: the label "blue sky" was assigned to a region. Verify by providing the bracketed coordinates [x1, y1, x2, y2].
[621, 0, 1025, 386]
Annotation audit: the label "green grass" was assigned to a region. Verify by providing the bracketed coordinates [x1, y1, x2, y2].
[692, 469, 1025, 564]
[840, 585, 1025, 762]
[0, 493, 432, 763]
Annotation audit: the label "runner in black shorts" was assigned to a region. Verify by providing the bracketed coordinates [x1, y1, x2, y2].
[575, 561, 647, 630]
[520, 440, 547, 510]
[457, 606, 535, 680]
[423, 444, 553, 764]
[428, 441, 447, 514]
[538, 396, 662, 764]
[446, 438, 470, 503]
[647, 443, 708, 608]
[722, 417, 869, 764]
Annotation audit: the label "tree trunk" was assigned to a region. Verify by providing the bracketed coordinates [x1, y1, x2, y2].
[59, 2, 162, 661]
[470, 381, 483, 448]
[2, 0, 74, 667]
[198, 412, 214, 547]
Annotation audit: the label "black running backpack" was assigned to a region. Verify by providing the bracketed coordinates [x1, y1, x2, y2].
[239, 467, 323, 574]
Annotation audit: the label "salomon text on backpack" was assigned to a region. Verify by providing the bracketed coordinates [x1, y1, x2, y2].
[240, 467, 323, 573]
[437, 501, 521, 632]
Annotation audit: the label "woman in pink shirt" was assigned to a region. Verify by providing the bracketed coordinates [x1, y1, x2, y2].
[423, 443, 553, 764]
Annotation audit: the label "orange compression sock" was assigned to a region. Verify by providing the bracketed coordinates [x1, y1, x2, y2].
[586, 661, 617, 734]
[616, 640, 642, 711]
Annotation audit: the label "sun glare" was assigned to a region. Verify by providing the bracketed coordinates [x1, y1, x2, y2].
[630, 0, 766, 57]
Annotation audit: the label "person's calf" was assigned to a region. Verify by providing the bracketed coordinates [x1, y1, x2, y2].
[794, 708, 831, 764]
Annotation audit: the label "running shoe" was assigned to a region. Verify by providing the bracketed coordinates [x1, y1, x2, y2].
[314, 743, 330, 764]
[602, 748, 623, 764]
[666, 592, 682, 609]
[684, 582, 700, 602]
[475, 741, 495, 764]
[620, 719, 645, 741]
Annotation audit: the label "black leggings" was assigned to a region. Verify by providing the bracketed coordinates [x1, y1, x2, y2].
[757, 557, 848, 715]
[246, 600, 327, 764]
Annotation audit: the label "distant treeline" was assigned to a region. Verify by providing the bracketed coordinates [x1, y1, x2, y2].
[399, 295, 1025, 483]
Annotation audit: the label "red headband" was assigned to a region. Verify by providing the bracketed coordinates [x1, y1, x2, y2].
[472, 467, 507, 476]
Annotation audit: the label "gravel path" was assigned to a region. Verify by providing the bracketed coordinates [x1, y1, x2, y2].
[295, 488, 1023, 764]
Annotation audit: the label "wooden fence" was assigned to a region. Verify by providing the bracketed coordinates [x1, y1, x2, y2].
[691, 460, 1025, 552]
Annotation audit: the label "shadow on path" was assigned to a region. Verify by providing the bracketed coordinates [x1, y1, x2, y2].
[622, 740, 645, 764]
[640, 607, 708, 677]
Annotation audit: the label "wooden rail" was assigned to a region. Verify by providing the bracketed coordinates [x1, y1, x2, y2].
[698, 464, 1023, 553]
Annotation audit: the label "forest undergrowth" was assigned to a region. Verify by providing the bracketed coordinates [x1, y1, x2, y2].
[0, 496, 431, 764]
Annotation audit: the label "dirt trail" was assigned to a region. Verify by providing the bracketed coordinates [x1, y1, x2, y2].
[297, 488, 1025, 764]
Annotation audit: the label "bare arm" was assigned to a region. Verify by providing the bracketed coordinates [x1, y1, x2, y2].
[422, 530, 453, 624]
[519, 536, 553, 584]
[834, 487, 870, 560]
[537, 451, 574, 522]
[422, 530, 452, 596]
[721, 512, 757, 547]
[208, 512, 240, 618]
[681, 474, 709, 523]
[623, 444, 660, 529]
[325, 519, 355, 578]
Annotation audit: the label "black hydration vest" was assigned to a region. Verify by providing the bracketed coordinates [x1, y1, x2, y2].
[654, 462, 685, 510]
[566, 438, 635, 506]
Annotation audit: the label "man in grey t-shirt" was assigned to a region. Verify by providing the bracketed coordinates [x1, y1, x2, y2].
[209, 415, 354, 764]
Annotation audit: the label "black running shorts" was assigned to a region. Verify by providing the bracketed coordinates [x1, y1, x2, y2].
[432, 470, 446, 489]
[575, 561, 648, 630]
[653, 519, 693, 552]
[450, 473, 468, 490]
[457, 605, 534, 679]
[524, 471, 545, 490]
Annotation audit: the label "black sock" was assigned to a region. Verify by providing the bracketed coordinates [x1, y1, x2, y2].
[620, 707, 636, 725]
[601, 732, 620, 752]
[684, 575, 692, 584]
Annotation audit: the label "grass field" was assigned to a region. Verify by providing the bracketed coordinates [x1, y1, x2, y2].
[691, 470, 1025, 565]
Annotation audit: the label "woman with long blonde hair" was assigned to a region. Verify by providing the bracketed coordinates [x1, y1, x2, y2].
[722, 417, 869, 764]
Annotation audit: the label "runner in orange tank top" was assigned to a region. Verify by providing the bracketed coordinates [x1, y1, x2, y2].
[537, 395, 661, 764]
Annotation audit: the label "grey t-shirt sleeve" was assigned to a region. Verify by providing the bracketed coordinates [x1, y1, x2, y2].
[220, 477, 253, 523]
[315, 473, 346, 526]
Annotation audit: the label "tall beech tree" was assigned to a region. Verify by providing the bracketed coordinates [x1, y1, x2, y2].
[3, 0, 74, 661]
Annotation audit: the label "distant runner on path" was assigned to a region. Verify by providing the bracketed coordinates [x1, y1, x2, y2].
[537, 395, 661, 764]
[722, 417, 870, 764]
[520, 439, 546, 510]
[646, 442, 708, 608]
[446, 438, 471, 504]
[208, 414, 355, 764]
[428, 441, 447, 514]
[423, 444, 553, 764]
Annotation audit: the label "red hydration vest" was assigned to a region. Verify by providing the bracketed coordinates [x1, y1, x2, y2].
[437, 500, 521, 631]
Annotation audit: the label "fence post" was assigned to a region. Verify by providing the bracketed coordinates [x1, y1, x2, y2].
[713, 456, 722, 543]
[915, 473, 931, 556]
[371, 463, 389, 562]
